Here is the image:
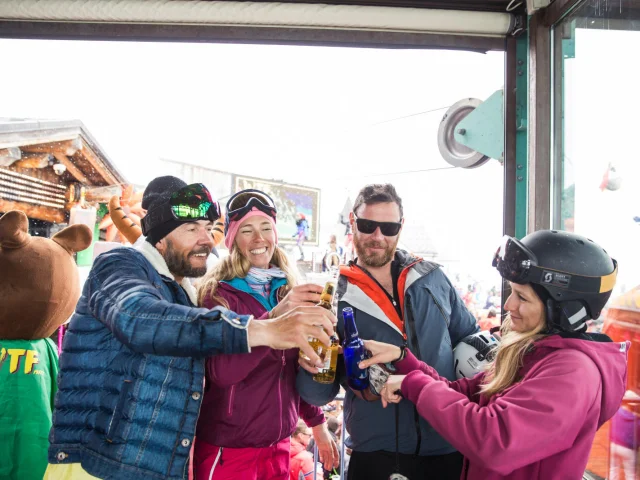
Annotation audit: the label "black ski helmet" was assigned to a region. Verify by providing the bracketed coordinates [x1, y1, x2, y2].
[493, 230, 617, 332]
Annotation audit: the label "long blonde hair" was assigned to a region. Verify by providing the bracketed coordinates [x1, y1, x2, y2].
[480, 313, 548, 398]
[197, 245, 298, 309]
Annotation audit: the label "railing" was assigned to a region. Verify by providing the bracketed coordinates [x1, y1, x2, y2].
[313, 394, 346, 480]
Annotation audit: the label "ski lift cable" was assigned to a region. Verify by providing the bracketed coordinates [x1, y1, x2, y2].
[368, 106, 450, 127]
[357, 166, 456, 178]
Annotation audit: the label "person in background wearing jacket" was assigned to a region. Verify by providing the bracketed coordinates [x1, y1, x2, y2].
[307, 417, 342, 480]
[363, 230, 628, 480]
[294, 212, 309, 261]
[297, 184, 479, 480]
[45, 177, 335, 480]
[290, 420, 323, 480]
[608, 391, 640, 480]
[322, 234, 343, 273]
[195, 189, 339, 480]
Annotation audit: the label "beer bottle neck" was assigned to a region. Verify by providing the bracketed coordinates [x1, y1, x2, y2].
[343, 314, 359, 340]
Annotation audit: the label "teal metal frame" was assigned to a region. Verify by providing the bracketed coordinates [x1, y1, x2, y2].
[552, 17, 576, 230]
[514, 33, 528, 240]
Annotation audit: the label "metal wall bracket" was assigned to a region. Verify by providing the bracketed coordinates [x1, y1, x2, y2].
[453, 89, 505, 163]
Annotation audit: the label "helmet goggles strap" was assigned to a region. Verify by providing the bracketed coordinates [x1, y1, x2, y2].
[226, 189, 277, 224]
[493, 235, 617, 295]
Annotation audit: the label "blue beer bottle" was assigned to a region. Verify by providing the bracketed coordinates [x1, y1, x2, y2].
[342, 307, 370, 391]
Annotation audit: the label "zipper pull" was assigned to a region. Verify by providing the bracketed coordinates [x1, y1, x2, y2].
[281, 352, 285, 379]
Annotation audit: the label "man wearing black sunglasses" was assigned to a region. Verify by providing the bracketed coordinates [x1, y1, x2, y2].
[47, 176, 336, 480]
[297, 184, 478, 480]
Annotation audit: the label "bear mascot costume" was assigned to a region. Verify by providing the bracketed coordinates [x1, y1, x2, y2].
[0, 210, 92, 480]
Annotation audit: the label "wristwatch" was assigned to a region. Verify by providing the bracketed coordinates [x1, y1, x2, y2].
[395, 345, 407, 363]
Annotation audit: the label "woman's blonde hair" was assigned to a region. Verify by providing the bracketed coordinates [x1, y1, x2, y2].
[480, 312, 548, 398]
[197, 240, 298, 309]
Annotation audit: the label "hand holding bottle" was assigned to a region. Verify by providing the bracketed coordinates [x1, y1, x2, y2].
[248, 305, 335, 367]
[379, 375, 406, 408]
[358, 340, 403, 368]
[269, 283, 324, 318]
[297, 281, 340, 383]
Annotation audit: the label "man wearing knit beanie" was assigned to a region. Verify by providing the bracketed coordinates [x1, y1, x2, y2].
[142, 175, 189, 245]
[46, 175, 336, 480]
[139, 175, 213, 281]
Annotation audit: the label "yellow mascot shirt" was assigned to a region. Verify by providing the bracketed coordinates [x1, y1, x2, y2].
[44, 464, 100, 480]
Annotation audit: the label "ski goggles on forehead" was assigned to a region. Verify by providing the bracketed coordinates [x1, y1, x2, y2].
[492, 235, 618, 294]
[141, 183, 221, 235]
[492, 236, 537, 284]
[226, 189, 277, 223]
[354, 216, 403, 236]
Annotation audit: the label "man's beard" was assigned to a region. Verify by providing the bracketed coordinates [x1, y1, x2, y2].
[163, 240, 210, 279]
[353, 231, 398, 268]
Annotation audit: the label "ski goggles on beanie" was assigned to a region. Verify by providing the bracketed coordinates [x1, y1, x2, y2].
[141, 183, 221, 235]
[492, 235, 617, 294]
[224, 189, 277, 233]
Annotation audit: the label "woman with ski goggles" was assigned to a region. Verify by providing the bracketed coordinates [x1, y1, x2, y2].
[359, 229, 627, 480]
[194, 189, 339, 480]
[223, 189, 277, 233]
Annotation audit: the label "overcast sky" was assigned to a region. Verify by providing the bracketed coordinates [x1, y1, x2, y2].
[1, 38, 506, 287]
[563, 28, 640, 294]
[2, 22, 638, 303]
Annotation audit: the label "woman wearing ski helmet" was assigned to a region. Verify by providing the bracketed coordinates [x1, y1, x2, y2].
[360, 230, 628, 480]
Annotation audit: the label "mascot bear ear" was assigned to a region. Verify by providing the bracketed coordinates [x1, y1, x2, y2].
[52, 224, 93, 254]
[0, 211, 30, 249]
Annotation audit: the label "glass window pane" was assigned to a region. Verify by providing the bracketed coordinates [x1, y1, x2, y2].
[1, 39, 505, 335]
[553, 2, 640, 478]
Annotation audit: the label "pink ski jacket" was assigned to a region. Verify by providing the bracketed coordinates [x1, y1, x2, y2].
[396, 335, 629, 479]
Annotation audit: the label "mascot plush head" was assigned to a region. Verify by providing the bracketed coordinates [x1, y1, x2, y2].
[0, 210, 92, 339]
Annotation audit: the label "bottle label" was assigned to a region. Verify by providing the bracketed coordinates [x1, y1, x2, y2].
[318, 351, 333, 373]
[356, 351, 367, 378]
[344, 344, 369, 390]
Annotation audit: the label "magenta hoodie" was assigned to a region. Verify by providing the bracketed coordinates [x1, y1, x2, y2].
[195, 282, 325, 448]
[396, 335, 629, 480]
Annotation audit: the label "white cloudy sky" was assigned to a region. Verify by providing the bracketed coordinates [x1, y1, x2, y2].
[2, 24, 639, 300]
[1, 37, 506, 287]
[563, 28, 640, 294]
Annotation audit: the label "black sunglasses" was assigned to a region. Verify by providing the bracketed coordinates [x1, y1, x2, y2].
[354, 216, 403, 236]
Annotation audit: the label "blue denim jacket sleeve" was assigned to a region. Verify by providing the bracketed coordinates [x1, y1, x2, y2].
[87, 250, 252, 357]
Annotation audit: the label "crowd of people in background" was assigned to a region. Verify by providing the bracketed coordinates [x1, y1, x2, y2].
[457, 283, 501, 332]
[1, 177, 629, 480]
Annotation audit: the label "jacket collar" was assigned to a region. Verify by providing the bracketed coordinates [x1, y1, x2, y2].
[345, 250, 425, 280]
[221, 277, 287, 311]
[392, 249, 422, 270]
[135, 241, 198, 305]
[340, 280, 404, 337]
[338, 249, 440, 338]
